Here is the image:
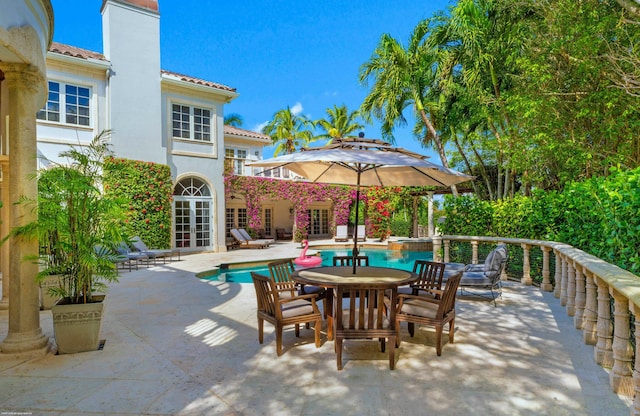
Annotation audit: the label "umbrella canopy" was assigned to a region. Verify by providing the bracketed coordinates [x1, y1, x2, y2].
[249, 138, 473, 187]
[248, 138, 474, 273]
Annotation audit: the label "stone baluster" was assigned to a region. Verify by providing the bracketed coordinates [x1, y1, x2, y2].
[540, 246, 553, 291]
[553, 249, 562, 299]
[520, 243, 532, 285]
[432, 236, 442, 262]
[574, 263, 586, 329]
[471, 240, 478, 264]
[500, 242, 509, 281]
[582, 269, 598, 345]
[566, 260, 576, 316]
[443, 239, 450, 263]
[594, 276, 614, 367]
[609, 291, 633, 395]
[559, 255, 568, 306]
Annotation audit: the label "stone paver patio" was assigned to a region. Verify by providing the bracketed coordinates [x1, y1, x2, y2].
[0, 241, 632, 415]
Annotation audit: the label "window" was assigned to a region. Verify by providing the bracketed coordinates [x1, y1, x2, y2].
[225, 147, 247, 175]
[37, 81, 90, 126]
[172, 104, 211, 141]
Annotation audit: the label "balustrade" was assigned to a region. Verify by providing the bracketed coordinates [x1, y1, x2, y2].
[433, 235, 640, 415]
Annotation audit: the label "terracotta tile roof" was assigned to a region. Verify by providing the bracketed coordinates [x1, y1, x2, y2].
[49, 42, 107, 61]
[161, 70, 236, 93]
[224, 125, 271, 142]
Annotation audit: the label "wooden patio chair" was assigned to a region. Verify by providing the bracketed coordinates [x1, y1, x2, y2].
[268, 258, 328, 318]
[251, 272, 322, 356]
[395, 270, 463, 356]
[332, 255, 370, 267]
[398, 260, 446, 298]
[335, 282, 398, 370]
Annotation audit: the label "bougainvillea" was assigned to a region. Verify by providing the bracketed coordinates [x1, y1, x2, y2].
[226, 175, 353, 241]
[104, 157, 173, 248]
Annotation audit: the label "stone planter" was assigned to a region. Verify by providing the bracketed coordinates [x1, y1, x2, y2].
[51, 295, 105, 354]
[39, 274, 62, 310]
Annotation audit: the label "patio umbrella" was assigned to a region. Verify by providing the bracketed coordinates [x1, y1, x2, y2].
[248, 137, 474, 273]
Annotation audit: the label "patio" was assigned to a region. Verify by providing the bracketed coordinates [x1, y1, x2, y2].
[0, 241, 632, 415]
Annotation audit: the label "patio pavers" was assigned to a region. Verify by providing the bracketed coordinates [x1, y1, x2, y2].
[0, 241, 632, 415]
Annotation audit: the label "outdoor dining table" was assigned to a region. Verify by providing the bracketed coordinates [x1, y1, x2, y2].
[290, 266, 419, 341]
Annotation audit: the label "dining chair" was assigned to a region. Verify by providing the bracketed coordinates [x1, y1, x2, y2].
[334, 282, 398, 370]
[395, 270, 463, 356]
[268, 258, 328, 318]
[251, 272, 322, 356]
[401, 260, 446, 298]
[332, 255, 370, 266]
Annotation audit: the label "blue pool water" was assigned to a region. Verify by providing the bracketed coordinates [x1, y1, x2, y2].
[205, 248, 433, 283]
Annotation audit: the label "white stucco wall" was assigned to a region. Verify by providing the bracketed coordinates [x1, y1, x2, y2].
[101, 0, 165, 163]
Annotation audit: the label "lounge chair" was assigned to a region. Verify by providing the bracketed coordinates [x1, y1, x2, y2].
[113, 242, 150, 270]
[230, 228, 269, 249]
[334, 225, 348, 242]
[238, 228, 274, 246]
[251, 272, 322, 356]
[131, 236, 180, 263]
[275, 228, 293, 240]
[355, 224, 366, 241]
[452, 243, 508, 306]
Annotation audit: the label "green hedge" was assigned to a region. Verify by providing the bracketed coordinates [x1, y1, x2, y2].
[441, 167, 640, 273]
[104, 158, 173, 249]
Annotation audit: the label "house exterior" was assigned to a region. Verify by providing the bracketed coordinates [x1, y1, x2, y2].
[34, 0, 274, 253]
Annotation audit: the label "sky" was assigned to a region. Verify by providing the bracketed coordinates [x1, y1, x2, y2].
[49, 0, 453, 159]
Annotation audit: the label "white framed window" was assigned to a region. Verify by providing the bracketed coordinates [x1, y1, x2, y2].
[225, 147, 247, 175]
[172, 103, 211, 142]
[37, 81, 91, 126]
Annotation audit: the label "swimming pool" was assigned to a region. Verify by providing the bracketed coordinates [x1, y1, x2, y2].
[204, 248, 433, 283]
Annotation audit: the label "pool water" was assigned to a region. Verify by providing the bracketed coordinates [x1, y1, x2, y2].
[205, 248, 433, 284]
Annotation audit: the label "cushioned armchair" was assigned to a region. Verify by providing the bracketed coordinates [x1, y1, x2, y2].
[396, 270, 463, 356]
[251, 272, 322, 356]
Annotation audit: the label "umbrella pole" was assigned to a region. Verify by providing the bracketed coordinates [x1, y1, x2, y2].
[352, 172, 361, 274]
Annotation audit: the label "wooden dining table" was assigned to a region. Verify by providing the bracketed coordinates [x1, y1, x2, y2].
[291, 266, 419, 340]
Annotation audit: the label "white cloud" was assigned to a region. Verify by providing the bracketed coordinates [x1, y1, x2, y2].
[253, 121, 269, 133]
[291, 102, 303, 115]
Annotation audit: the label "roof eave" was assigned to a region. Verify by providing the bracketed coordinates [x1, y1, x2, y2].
[161, 74, 239, 103]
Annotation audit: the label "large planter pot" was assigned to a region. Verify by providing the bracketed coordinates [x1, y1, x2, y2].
[39, 274, 62, 310]
[51, 295, 105, 354]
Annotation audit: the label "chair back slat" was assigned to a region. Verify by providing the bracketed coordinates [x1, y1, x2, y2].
[251, 272, 280, 318]
[268, 258, 295, 283]
[332, 255, 370, 266]
[336, 284, 397, 331]
[436, 271, 463, 320]
[412, 260, 445, 293]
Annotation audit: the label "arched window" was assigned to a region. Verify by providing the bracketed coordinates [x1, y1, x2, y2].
[173, 177, 210, 197]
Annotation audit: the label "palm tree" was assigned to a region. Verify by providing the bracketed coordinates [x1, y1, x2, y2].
[224, 113, 244, 127]
[315, 104, 365, 143]
[359, 19, 459, 196]
[262, 107, 316, 155]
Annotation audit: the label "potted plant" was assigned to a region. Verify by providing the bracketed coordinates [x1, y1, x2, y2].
[7, 131, 126, 353]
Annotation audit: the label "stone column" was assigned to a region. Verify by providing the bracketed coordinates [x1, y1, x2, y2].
[582, 269, 598, 344]
[631, 303, 640, 415]
[0, 158, 9, 310]
[520, 243, 532, 285]
[540, 246, 553, 291]
[427, 191, 434, 237]
[443, 239, 450, 263]
[0, 64, 49, 355]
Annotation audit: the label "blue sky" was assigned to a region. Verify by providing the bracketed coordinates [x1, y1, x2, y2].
[50, 0, 452, 158]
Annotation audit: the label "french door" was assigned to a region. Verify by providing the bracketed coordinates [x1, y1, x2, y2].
[174, 198, 211, 249]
